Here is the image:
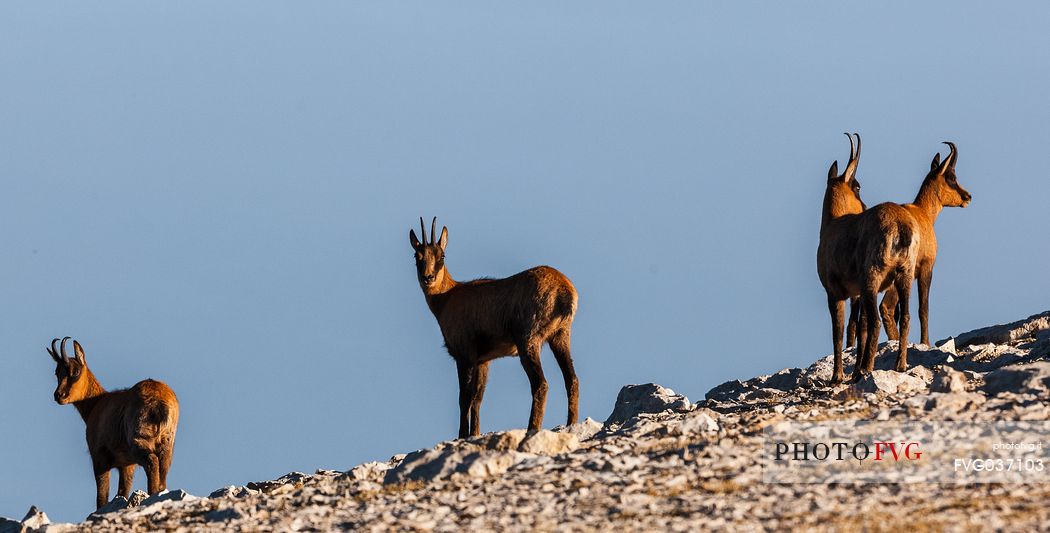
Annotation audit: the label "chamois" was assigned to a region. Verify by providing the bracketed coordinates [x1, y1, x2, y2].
[47, 337, 179, 510]
[871, 142, 971, 345]
[817, 134, 921, 382]
[409, 217, 579, 438]
[838, 134, 867, 351]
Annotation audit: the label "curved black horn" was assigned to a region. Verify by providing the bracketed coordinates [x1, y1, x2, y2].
[419, 217, 427, 245]
[844, 132, 855, 163]
[843, 132, 861, 180]
[430, 217, 437, 245]
[942, 141, 957, 168]
[48, 338, 61, 362]
[59, 336, 71, 361]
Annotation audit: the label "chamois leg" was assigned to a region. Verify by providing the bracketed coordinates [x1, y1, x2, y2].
[894, 273, 912, 372]
[861, 286, 882, 375]
[468, 361, 490, 437]
[828, 296, 846, 384]
[880, 286, 900, 341]
[143, 453, 162, 495]
[917, 267, 933, 346]
[856, 301, 868, 376]
[455, 359, 473, 439]
[117, 465, 135, 499]
[518, 339, 548, 432]
[549, 328, 579, 425]
[158, 447, 173, 493]
[93, 464, 111, 510]
[845, 296, 860, 349]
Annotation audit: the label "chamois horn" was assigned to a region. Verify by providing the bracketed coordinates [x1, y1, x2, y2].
[59, 336, 71, 362]
[47, 338, 62, 363]
[844, 132, 861, 181]
[942, 141, 957, 168]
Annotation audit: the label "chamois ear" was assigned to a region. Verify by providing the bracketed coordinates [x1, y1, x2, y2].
[828, 161, 839, 180]
[409, 229, 422, 250]
[438, 227, 448, 250]
[930, 153, 942, 172]
[73, 341, 87, 365]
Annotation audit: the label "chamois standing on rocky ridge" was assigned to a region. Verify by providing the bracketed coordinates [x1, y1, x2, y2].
[853, 142, 971, 346]
[838, 134, 867, 351]
[409, 217, 579, 438]
[817, 134, 921, 382]
[47, 337, 179, 510]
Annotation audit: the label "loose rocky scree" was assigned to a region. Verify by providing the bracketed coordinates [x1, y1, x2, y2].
[4, 311, 1049, 532]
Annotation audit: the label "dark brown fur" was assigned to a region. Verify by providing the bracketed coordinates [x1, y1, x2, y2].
[817, 135, 921, 383]
[410, 218, 579, 438]
[48, 338, 179, 510]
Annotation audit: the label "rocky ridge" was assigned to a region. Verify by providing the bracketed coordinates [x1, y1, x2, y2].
[3, 311, 1049, 532]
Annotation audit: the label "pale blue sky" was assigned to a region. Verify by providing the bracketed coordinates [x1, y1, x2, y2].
[1, 2, 1048, 522]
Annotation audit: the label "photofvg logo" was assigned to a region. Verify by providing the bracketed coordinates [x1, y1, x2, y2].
[774, 440, 923, 462]
[761, 421, 1050, 484]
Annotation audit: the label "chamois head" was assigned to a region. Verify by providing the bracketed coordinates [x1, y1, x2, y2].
[409, 216, 449, 290]
[923, 141, 971, 208]
[825, 132, 866, 217]
[47, 337, 93, 404]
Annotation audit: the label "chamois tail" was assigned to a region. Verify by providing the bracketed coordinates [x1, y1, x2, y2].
[555, 285, 578, 320]
[131, 385, 179, 447]
[892, 220, 916, 258]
